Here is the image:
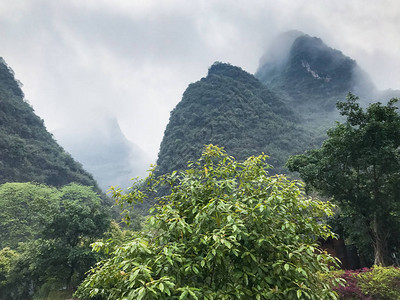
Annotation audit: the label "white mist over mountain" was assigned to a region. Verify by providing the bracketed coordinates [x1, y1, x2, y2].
[54, 110, 150, 191]
[0, 0, 399, 185]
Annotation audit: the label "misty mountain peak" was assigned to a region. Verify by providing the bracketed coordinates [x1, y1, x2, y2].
[258, 30, 305, 68]
[289, 34, 355, 81]
[207, 62, 262, 88]
[255, 32, 374, 110]
[0, 57, 99, 188]
[156, 61, 310, 176]
[54, 115, 149, 191]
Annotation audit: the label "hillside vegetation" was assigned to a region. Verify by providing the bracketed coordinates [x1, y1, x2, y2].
[157, 62, 319, 175]
[0, 57, 111, 299]
[0, 58, 98, 188]
[2, 31, 400, 299]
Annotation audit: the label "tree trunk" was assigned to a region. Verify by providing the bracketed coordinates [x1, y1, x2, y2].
[371, 214, 389, 266]
[371, 165, 390, 266]
[66, 265, 74, 290]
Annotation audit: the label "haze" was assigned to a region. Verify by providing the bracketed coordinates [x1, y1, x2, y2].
[1, 0, 399, 182]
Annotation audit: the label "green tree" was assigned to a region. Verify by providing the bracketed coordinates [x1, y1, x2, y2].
[287, 93, 400, 266]
[0, 247, 18, 296]
[76, 145, 339, 300]
[0, 182, 59, 249]
[0, 183, 110, 299]
[0, 242, 41, 300]
[42, 184, 110, 289]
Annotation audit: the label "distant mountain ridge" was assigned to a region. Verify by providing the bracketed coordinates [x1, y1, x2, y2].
[0, 57, 99, 188]
[54, 115, 149, 191]
[2, 31, 398, 187]
[157, 32, 400, 176]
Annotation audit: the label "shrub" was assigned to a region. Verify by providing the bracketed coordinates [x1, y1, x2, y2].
[327, 266, 400, 299]
[75, 145, 340, 299]
[332, 269, 371, 300]
[358, 266, 400, 299]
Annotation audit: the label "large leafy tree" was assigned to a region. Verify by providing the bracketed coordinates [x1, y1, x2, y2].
[0, 183, 110, 299]
[40, 184, 111, 288]
[76, 145, 339, 300]
[0, 182, 59, 249]
[0, 247, 18, 297]
[287, 93, 400, 266]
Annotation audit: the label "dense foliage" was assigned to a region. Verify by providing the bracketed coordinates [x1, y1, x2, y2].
[76, 145, 340, 300]
[0, 57, 99, 188]
[0, 183, 110, 300]
[3, 32, 400, 299]
[324, 266, 400, 299]
[287, 93, 400, 266]
[0, 182, 59, 249]
[157, 62, 319, 176]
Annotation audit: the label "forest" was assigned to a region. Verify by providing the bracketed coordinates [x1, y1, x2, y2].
[74, 95, 400, 300]
[2, 32, 400, 299]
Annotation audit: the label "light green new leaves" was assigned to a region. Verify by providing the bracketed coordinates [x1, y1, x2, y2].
[76, 145, 339, 300]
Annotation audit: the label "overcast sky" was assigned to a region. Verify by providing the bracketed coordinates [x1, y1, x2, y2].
[1, 0, 400, 172]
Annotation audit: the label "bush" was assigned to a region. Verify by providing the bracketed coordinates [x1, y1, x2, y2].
[327, 266, 400, 299]
[33, 277, 68, 300]
[75, 145, 340, 299]
[332, 269, 371, 300]
[358, 266, 400, 299]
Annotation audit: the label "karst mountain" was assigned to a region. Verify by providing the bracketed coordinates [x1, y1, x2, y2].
[156, 32, 396, 175]
[0, 58, 99, 188]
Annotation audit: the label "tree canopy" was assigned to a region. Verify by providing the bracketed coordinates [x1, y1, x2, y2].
[0, 183, 110, 299]
[287, 93, 400, 266]
[0, 182, 59, 249]
[76, 145, 339, 300]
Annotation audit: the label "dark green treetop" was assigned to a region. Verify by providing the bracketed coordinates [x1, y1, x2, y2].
[0, 183, 111, 298]
[287, 93, 400, 266]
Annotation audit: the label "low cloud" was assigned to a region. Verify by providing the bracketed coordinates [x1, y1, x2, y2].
[0, 0, 399, 177]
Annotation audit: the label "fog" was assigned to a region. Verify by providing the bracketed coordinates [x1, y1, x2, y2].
[0, 0, 399, 184]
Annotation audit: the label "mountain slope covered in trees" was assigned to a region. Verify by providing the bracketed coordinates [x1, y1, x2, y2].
[156, 62, 318, 175]
[0, 57, 99, 188]
[157, 32, 397, 177]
